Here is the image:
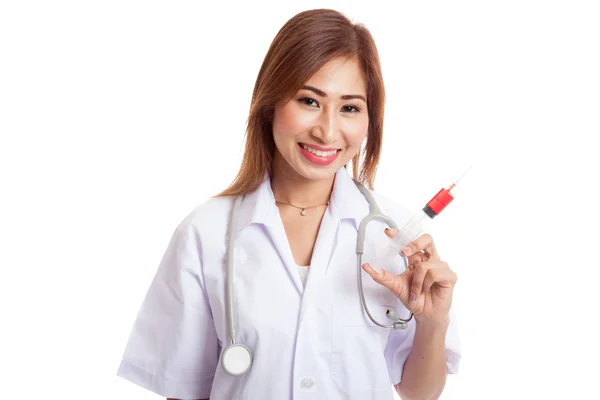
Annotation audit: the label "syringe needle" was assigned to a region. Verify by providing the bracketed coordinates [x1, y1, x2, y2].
[454, 166, 472, 185]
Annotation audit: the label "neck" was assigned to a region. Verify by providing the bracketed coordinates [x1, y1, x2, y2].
[270, 154, 335, 207]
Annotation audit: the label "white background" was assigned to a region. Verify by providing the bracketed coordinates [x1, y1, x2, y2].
[1, 1, 599, 399]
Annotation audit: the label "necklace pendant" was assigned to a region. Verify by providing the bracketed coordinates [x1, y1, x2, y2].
[300, 209, 307, 216]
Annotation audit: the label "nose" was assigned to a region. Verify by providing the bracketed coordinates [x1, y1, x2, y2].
[311, 109, 339, 144]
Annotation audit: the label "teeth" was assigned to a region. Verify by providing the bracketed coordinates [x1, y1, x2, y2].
[301, 144, 337, 157]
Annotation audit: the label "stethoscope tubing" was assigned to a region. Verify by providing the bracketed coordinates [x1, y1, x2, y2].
[227, 195, 244, 346]
[356, 213, 413, 329]
[224, 181, 414, 376]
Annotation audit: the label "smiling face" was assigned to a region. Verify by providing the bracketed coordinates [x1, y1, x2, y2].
[272, 56, 369, 181]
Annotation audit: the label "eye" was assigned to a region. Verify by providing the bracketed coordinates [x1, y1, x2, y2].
[342, 104, 361, 113]
[298, 97, 319, 107]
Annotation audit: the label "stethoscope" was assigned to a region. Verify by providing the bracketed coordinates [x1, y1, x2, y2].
[220, 181, 413, 376]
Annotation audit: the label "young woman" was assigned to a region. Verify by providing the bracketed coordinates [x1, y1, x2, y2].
[117, 8, 461, 400]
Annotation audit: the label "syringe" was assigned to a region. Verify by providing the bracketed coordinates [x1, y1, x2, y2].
[370, 166, 471, 269]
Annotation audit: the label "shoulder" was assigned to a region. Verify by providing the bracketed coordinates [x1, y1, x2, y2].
[173, 195, 236, 245]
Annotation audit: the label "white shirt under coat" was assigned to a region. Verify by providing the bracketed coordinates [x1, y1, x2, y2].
[117, 168, 461, 399]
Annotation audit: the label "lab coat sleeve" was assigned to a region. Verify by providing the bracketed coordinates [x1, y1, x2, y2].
[117, 223, 219, 399]
[384, 306, 462, 385]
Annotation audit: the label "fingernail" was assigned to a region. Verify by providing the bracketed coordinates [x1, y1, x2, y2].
[409, 292, 416, 303]
[385, 228, 399, 235]
[401, 247, 413, 256]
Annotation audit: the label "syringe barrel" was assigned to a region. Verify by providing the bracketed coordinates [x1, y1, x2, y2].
[369, 184, 455, 270]
[390, 186, 454, 251]
[368, 209, 432, 270]
[390, 209, 432, 250]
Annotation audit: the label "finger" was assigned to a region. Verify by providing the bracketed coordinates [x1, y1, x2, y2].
[384, 228, 399, 238]
[385, 229, 428, 268]
[422, 265, 457, 292]
[407, 251, 428, 268]
[401, 233, 440, 262]
[362, 263, 406, 299]
[362, 262, 392, 284]
[409, 261, 432, 303]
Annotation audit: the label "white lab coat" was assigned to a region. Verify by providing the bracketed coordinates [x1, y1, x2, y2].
[117, 167, 461, 399]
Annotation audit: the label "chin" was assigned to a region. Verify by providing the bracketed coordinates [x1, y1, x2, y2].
[292, 157, 348, 182]
[296, 166, 338, 181]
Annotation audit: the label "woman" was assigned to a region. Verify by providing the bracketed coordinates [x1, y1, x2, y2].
[117, 8, 461, 400]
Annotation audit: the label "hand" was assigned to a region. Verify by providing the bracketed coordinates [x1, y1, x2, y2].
[362, 229, 457, 327]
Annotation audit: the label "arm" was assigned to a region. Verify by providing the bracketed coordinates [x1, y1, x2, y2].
[116, 223, 219, 399]
[363, 232, 459, 400]
[394, 319, 449, 400]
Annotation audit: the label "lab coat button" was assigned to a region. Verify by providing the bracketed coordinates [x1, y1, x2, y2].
[300, 377, 314, 389]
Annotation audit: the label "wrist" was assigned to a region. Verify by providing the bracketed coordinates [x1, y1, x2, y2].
[415, 315, 450, 333]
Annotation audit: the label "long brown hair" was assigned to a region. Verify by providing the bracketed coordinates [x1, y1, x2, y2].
[216, 9, 385, 197]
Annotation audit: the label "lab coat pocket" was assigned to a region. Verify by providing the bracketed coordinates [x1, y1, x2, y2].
[330, 299, 394, 395]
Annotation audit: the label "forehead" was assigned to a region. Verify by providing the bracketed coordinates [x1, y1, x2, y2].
[304, 57, 366, 96]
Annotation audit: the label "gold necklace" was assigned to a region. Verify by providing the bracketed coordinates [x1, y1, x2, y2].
[275, 199, 329, 216]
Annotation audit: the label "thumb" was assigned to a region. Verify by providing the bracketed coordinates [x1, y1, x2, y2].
[363, 263, 412, 304]
[362, 262, 386, 281]
[362, 263, 403, 293]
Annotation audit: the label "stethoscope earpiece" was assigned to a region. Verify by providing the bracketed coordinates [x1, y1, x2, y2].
[386, 308, 409, 330]
[386, 308, 399, 320]
[393, 321, 409, 330]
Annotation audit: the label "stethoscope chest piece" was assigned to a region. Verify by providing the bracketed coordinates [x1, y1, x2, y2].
[221, 343, 252, 376]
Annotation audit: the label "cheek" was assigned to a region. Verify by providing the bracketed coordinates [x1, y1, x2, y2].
[345, 118, 369, 148]
[273, 104, 312, 139]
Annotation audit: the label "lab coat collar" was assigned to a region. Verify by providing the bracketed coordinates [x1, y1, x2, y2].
[235, 173, 279, 231]
[235, 167, 370, 231]
[329, 167, 370, 230]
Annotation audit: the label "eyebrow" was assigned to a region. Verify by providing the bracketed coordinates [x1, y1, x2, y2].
[301, 85, 367, 103]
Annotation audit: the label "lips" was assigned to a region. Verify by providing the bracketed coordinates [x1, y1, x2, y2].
[298, 143, 341, 166]
[299, 143, 339, 157]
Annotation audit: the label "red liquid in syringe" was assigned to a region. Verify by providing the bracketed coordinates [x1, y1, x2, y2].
[370, 167, 470, 269]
